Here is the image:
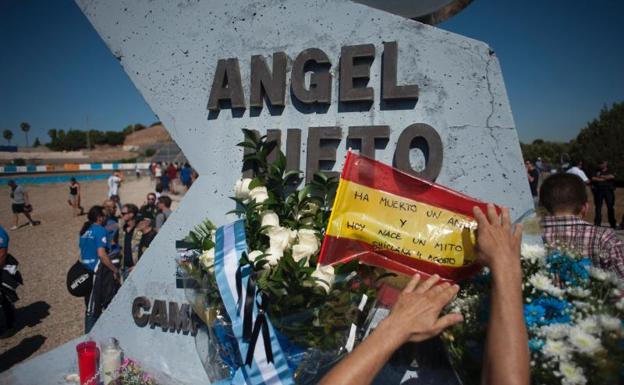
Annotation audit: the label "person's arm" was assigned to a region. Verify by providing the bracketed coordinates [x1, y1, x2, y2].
[318, 274, 462, 385]
[23, 190, 30, 205]
[473, 205, 529, 385]
[97, 247, 118, 276]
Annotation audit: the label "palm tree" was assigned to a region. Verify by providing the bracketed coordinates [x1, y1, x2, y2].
[3, 129, 14, 145]
[20, 122, 31, 147]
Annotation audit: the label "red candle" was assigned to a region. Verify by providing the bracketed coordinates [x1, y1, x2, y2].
[76, 341, 100, 385]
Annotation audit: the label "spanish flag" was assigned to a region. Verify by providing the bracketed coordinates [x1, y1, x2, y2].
[318, 152, 495, 282]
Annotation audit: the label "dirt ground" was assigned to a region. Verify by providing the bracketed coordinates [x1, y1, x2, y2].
[0, 175, 184, 372]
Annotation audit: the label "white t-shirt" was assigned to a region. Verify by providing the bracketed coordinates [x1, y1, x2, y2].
[566, 166, 589, 183]
[107, 175, 121, 197]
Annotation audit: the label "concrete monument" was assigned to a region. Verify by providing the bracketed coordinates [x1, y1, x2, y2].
[1, 0, 532, 383]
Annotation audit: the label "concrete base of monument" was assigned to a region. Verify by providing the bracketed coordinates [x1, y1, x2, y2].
[0, 176, 220, 385]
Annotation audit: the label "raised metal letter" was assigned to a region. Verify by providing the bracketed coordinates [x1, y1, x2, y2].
[250, 52, 287, 108]
[148, 299, 169, 331]
[347, 125, 390, 159]
[132, 296, 151, 327]
[207, 58, 246, 111]
[382, 41, 419, 101]
[291, 48, 332, 104]
[393, 123, 443, 181]
[306, 127, 342, 181]
[340, 44, 375, 103]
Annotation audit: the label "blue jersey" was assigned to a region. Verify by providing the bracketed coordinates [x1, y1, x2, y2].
[79, 224, 107, 272]
[180, 167, 192, 184]
[0, 225, 8, 250]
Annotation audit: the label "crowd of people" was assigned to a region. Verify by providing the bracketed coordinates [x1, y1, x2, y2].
[148, 161, 196, 195]
[526, 158, 622, 229]
[78, 168, 189, 332]
[1, 158, 622, 382]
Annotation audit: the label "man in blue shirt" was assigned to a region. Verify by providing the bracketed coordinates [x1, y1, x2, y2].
[79, 221, 108, 272]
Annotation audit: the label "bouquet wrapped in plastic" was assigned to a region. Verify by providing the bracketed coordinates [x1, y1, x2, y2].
[176, 130, 493, 385]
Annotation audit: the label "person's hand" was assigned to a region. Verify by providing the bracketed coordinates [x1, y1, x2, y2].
[472, 204, 522, 273]
[381, 274, 462, 345]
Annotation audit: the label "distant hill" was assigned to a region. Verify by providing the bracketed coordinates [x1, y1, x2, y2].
[124, 124, 173, 147]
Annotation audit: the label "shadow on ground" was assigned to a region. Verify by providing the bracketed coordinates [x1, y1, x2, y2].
[12, 301, 51, 332]
[0, 335, 47, 372]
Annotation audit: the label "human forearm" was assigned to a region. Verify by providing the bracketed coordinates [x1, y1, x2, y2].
[0, 249, 7, 269]
[483, 263, 529, 385]
[317, 318, 405, 385]
[98, 249, 118, 275]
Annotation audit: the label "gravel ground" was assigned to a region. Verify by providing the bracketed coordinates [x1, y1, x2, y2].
[0, 175, 184, 372]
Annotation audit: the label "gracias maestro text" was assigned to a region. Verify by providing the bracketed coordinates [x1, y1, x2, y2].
[207, 41, 443, 182]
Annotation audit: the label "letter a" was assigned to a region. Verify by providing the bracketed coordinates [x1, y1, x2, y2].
[207, 58, 246, 111]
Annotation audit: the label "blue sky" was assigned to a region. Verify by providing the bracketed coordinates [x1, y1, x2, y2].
[0, 0, 622, 146]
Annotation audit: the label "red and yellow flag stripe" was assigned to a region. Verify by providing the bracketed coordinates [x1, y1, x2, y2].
[319, 152, 496, 282]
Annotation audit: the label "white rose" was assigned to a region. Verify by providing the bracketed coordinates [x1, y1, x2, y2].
[292, 244, 314, 263]
[291, 229, 320, 263]
[268, 227, 292, 252]
[249, 186, 269, 203]
[297, 229, 320, 249]
[234, 178, 252, 200]
[261, 211, 280, 230]
[247, 250, 263, 263]
[264, 247, 283, 267]
[311, 265, 335, 293]
[198, 248, 215, 272]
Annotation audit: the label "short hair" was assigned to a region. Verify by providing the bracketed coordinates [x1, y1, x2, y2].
[147, 192, 156, 200]
[158, 195, 172, 208]
[123, 203, 139, 216]
[539, 173, 587, 214]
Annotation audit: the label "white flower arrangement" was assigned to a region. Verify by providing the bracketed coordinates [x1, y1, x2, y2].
[444, 242, 624, 385]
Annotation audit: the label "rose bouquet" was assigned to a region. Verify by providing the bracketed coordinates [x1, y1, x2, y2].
[444, 238, 624, 385]
[177, 130, 388, 384]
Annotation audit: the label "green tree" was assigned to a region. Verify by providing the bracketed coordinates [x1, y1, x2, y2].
[3, 129, 13, 145]
[33, 137, 41, 147]
[569, 102, 624, 180]
[20, 122, 31, 146]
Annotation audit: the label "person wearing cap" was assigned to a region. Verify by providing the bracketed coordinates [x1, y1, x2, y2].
[7, 180, 37, 230]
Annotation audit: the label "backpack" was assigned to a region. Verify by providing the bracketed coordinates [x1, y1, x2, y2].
[66, 260, 93, 297]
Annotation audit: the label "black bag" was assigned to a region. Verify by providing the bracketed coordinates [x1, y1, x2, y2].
[66, 260, 93, 297]
[1, 254, 23, 303]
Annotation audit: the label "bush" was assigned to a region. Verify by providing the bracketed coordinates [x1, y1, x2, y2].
[145, 148, 156, 157]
